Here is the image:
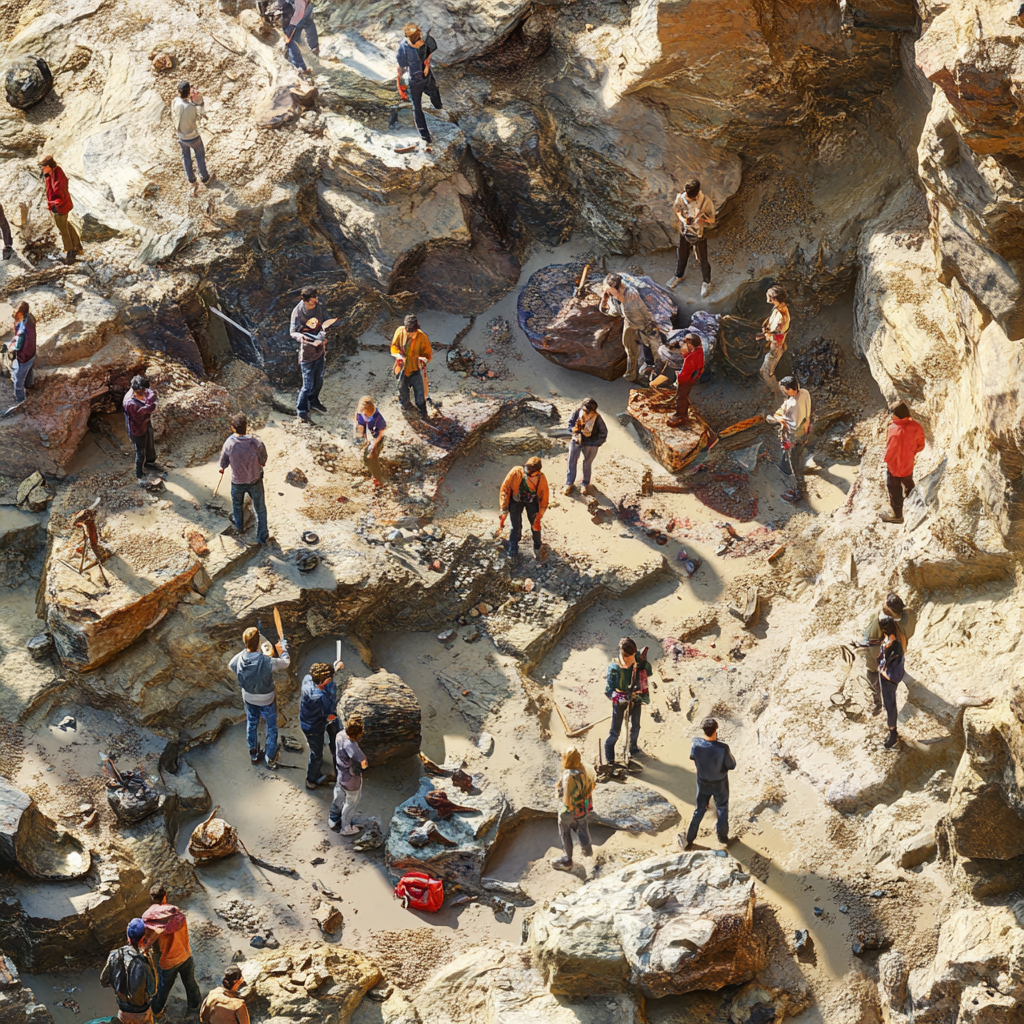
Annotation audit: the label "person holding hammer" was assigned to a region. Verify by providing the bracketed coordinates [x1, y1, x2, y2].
[498, 456, 550, 563]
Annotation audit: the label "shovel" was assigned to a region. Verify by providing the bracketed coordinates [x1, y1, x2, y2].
[206, 470, 228, 513]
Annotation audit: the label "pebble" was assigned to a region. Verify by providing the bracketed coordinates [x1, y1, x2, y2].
[794, 929, 810, 951]
[813, 907, 823, 917]
[838, 905, 848, 913]
[871, 890, 886, 898]
[250, 936, 266, 949]
[437, 629, 456, 643]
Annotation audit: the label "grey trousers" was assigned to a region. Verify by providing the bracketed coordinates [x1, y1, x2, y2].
[558, 809, 592, 860]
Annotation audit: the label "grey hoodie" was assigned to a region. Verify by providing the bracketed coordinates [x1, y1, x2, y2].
[229, 639, 290, 706]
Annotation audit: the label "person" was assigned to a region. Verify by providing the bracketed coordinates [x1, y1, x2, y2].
[99, 918, 158, 1024]
[682, 717, 736, 848]
[770, 376, 811, 504]
[666, 178, 715, 298]
[4, 301, 36, 416]
[603, 637, 652, 762]
[355, 396, 386, 485]
[171, 82, 213, 197]
[550, 746, 596, 873]
[283, 0, 320, 78]
[881, 402, 926, 524]
[41, 156, 83, 264]
[290, 286, 328, 423]
[861, 592, 908, 716]
[599, 274, 658, 384]
[666, 334, 704, 428]
[390, 314, 432, 417]
[218, 413, 269, 545]
[300, 659, 343, 790]
[564, 397, 607, 496]
[499, 456, 550, 562]
[330, 715, 367, 836]
[142, 883, 201, 1018]
[0, 203, 14, 260]
[122, 375, 158, 483]
[396, 23, 442, 149]
[199, 965, 249, 1024]
[228, 625, 290, 768]
[756, 286, 790, 396]
[877, 615, 905, 749]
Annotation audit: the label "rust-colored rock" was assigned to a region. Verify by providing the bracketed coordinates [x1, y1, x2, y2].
[628, 388, 712, 472]
[537, 293, 626, 380]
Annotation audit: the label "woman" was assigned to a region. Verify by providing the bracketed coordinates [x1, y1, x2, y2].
[564, 398, 607, 497]
[199, 965, 249, 1024]
[4, 302, 35, 414]
[550, 746, 596, 872]
[329, 716, 367, 836]
[41, 156, 83, 264]
[877, 614, 905, 749]
[354, 396, 387, 486]
[757, 285, 790, 395]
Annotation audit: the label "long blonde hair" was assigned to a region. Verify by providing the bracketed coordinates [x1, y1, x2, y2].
[561, 746, 595, 809]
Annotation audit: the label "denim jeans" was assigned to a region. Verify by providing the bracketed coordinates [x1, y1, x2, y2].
[508, 498, 540, 556]
[245, 700, 278, 762]
[558, 809, 592, 860]
[297, 355, 325, 417]
[129, 424, 156, 478]
[329, 778, 361, 828]
[566, 441, 598, 487]
[409, 75, 443, 142]
[178, 137, 208, 184]
[303, 720, 339, 785]
[12, 356, 34, 404]
[284, 8, 319, 71]
[152, 956, 200, 1014]
[231, 478, 268, 543]
[604, 699, 642, 762]
[398, 368, 426, 413]
[686, 778, 730, 843]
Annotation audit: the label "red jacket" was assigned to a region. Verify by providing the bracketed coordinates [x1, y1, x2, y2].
[677, 345, 704, 386]
[884, 416, 925, 477]
[45, 167, 73, 215]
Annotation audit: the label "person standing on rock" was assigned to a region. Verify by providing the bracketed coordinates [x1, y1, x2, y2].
[603, 637, 652, 762]
[682, 717, 736, 848]
[229, 625, 290, 769]
[391, 314, 432, 417]
[550, 745, 596, 873]
[564, 397, 607, 496]
[355, 395, 387, 486]
[122, 375, 158, 483]
[770, 375, 811, 504]
[99, 918, 158, 1024]
[199, 966, 249, 1024]
[666, 178, 715, 298]
[599, 274, 657, 384]
[300, 659, 343, 790]
[41, 155, 83, 264]
[219, 413, 269, 545]
[291, 286, 329, 423]
[499, 456, 550, 563]
[3, 301, 36, 417]
[0, 203, 14, 260]
[396, 23, 442, 150]
[330, 715, 368, 836]
[877, 615, 905, 749]
[283, 0, 320, 79]
[666, 333, 704, 428]
[881, 402, 926, 525]
[171, 82, 213, 198]
[757, 286, 790, 396]
[142, 883, 201, 1019]
[861, 592, 907, 716]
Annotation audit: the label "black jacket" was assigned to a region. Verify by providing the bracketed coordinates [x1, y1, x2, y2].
[690, 738, 736, 782]
[568, 409, 608, 447]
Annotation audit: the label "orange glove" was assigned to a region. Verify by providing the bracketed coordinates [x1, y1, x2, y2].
[532, 515, 543, 532]
[396, 74, 408, 100]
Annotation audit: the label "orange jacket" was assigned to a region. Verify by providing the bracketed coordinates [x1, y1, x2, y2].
[391, 327, 432, 377]
[499, 467, 549, 515]
[884, 416, 925, 478]
[154, 919, 192, 970]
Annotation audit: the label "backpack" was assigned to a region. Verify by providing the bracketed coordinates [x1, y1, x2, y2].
[108, 947, 154, 1009]
[393, 871, 444, 913]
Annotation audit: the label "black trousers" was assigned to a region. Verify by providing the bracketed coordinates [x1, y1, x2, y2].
[881, 677, 899, 730]
[0, 205, 10, 249]
[886, 470, 914, 518]
[130, 424, 156, 478]
[685, 778, 729, 843]
[508, 498, 540, 554]
[676, 234, 711, 283]
[410, 75, 443, 142]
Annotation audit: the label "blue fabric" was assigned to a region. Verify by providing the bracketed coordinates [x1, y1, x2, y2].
[566, 441, 598, 486]
[877, 639, 905, 683]
[408, 77, 442, 142]
[396, 39, 427, 82]
[285, 7, 318, 70]
[297, 353, 325, 416]
[303, 720, 339, 785]
[299, 674, 337, 731]
[178, 137, 208, 183]
[231, 479, 268, 544]
[235, 651, 274, 700]
[604, 698, 642, 761]
[356, 410, 386, 438]
[567, 409, 608, 446]
[245, 701, 278, 761]
[398, 366, 426, 411]
[686, 778, 729, 843]
[689, 738, 736, 782]
[11, 355, 34, 403]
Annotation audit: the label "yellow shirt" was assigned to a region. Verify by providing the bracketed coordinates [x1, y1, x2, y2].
[391, 328, 433, 377]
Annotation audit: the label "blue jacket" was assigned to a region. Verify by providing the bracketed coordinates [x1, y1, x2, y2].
[690, 738, 736, 782]
[299, 673, 337, 732]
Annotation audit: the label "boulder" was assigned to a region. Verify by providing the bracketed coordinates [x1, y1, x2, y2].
[0, 953, 53, 1024]
[864, 778, 947, 867]
[4, 54, 53, 109]
[338, 671, 421, 765]
[529, 851, 764, 998]
[0, 777, 91, 880]
[628, 388, 712, 472]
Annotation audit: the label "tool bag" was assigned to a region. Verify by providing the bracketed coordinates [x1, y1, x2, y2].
[393, 871, 444, 912]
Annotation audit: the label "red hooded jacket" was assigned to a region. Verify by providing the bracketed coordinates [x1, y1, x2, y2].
[884, 416, 925, 477]
[677, 344, 705, 385]
[45, 167, 73, 216]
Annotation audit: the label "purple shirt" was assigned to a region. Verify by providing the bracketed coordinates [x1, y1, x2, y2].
[122, 388, 157, 438]
[356, 410, 386, 439]
[219, 433, 267, 485]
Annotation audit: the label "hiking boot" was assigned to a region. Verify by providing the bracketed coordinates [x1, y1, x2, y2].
[507, 543, 519, 560]
[666, 416, 689, 428]
[719, 834, 734, 845]
[250, 749, 261, 765]
[328, 817, 341, 832]
[296, 414, 311, 426]
[666, 275, 681, 288]
[583, 483, 594, 495]
[780, 489, 801, 504]
[311, 401, 328, 413]
[881, 514, 904, 524]
[563, 484, 574, 496]
[305, 774, 328, 790]
[2, 247, 12, 260]
[883, 729, 899, 749]
[202, 173, 215, 187]
[536, 543, 549, 562]
[550, 856, 573, 872]
[264, 752, 279, 770]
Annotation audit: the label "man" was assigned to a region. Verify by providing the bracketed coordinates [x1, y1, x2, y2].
[41, 155, 83, 264]
[757, 285, 790, 396]
[390, 314, 432, 417]
[666, 334, 704, 428]
[498, 456, 550, 562]
[4, 301, 35, 417]
[770, 376, 811, 504]
[99, 918, 158, 1024]
[565, 397, 607, 496]
[666, 178, 715, 298]
[300, 659, 343, 790]
[142, 884, 201, 1018]
[604, 637, 652, 762]
[291, 286, 328, 423]
[199, 965, 249, 1024]
[599, 274, 658, 384]
[123, 375, 158, 483]
[682, 717, 736, 848]
[283, 0, 320, 78]
[396, 23, 442, 149]
[881, 402, 926, 524]
[171, 82, 213, 197]
[0, 203, 14, 260]
[330, 715, 367, 836]
[228, 625, 290, 768]
[861, 592, 908, 716]
[218, 413, 269, 545]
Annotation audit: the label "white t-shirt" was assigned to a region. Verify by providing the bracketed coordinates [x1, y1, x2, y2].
[780, 389, 811, 440]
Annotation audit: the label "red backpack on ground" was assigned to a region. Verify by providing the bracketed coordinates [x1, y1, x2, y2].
[394, 871, 444, 912]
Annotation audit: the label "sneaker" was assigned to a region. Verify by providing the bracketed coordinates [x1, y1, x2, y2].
[328, 818, 341, 832]
[202, 173, 215, 187]
[666, 276, 681, 288]
[666, 416, 689, 428]
[881, 514, 904, 524]
[550, 856, 573, 872]
[563, 484, 574, 496]
[190, 182, 200, 197]
[883, 730, 899, 749]
[311, 401, 328, 413]
[339, 825, 360, 836]
[250, 750, 261, 765]
[304, 774, 329, 790]
[780, 490, 801, 504]
[583, 483, 594, 495]
[264, 752, 279, 770]
[701, 282, 711, 298]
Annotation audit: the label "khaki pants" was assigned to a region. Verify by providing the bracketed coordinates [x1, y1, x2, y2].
[51, 212, 82, 254]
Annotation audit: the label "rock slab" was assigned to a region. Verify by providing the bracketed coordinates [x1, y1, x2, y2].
[338, 671, 421, 765]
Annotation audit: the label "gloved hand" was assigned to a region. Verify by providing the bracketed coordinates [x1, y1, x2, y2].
[532, 515, 543, 532]
[499, 513, 507, 528]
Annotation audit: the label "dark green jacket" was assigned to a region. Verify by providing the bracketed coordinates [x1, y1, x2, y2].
[605, 658, 652, 706]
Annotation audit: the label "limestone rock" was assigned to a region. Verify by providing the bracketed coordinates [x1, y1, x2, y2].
[529, 851, 764, 998]
[16, 473, 44, 507]
[312, 901, 343, 935]
[0, 953, 54, 1024]
[338, 670, 421, 765]
[133, 218, 199, 267]
[0, 777, 91, 880]
[864, 781, 946, 867]
[4, 54, 53, 109]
